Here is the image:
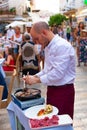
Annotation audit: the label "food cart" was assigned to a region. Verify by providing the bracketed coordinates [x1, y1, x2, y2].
[7, 87, 74, 130]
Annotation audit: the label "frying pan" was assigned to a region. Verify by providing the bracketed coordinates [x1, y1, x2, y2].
[14, 88, 41, 101]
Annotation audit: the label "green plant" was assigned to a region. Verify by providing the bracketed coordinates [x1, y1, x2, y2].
[9, 7, 16, 13]
[48, 13, 68, 26]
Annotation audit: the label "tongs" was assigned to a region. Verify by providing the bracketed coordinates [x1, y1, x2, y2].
[23, 72, 29, 90]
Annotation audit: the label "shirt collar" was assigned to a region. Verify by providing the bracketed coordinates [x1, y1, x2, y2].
[46, 34, 59, 49]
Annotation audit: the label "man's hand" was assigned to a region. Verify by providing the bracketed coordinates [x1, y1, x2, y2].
[23, 75, 41, 85]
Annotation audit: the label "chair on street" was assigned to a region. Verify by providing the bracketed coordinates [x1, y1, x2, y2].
[0, 69, 16, 109]
[0, 85, 4, 108]
[5, 54, 21, 86]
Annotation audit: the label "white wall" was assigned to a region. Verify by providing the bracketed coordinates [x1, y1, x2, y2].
[59, 0, 66, 10]
[8, 0, 29, 15]
[75, 0, 84, 8]
[59, 0, 84, 10]
[32, 0, 59, 13]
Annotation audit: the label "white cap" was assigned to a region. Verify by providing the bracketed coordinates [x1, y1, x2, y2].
[26, 22, 32, 27]
[82, 28, 87, 32]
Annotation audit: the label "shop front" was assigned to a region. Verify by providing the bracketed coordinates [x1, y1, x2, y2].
[63, 9, 77, 25]
[76, 7, 87, 24]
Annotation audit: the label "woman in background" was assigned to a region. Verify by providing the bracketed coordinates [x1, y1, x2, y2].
[74, 22, 84, 66]
[79, 30, 87, 66]
[11, 26, 24, 61]
[3, 47, 15, 71]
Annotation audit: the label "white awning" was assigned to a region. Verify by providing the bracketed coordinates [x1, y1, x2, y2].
[76, 8, 87, 18]
[5, 21, 26, 29]
[76, 13, 87, 18]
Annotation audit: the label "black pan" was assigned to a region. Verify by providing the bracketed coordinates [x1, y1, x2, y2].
[14, 88, 41, 101]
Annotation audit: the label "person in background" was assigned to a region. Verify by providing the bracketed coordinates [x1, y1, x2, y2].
[0, 71, 8, 100]
[24, 21, 76, 119]
[58, 25, 64, 38]
[66, 25, 71, 41]
[6, 26, 15, 40]
[3, 47, 15, 71]
[39, 49, 45, 70]
[63, 25, 67, 39]
[78, 29, 87, 66]
[21, 34, 40, 75]
[0, 53, 3, 58]
[74, 22, 84, 66]
[11, 26, 24, 61]
[24, 22, 32, 41]
[51, 25, 58, 34]
[0, 33, 2, 38]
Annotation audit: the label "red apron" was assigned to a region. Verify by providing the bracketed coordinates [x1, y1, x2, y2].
[47, 84, 75, 119]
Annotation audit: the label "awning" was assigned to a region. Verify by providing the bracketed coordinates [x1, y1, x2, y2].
[63, 9, 77, 16]
[5, 21, 26, 29]
[76, 8, 87, 18]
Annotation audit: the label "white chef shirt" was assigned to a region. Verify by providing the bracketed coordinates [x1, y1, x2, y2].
[36, 35, 76, 86]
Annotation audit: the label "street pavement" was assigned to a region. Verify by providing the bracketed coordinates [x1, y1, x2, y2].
[0, 62, 87, 130]
[74, 65, 87, 130]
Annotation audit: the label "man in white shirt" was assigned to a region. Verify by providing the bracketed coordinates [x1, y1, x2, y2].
[7, 26, 15, 40]
[24, 22, 76, 119]
[24, 22, 32, 41]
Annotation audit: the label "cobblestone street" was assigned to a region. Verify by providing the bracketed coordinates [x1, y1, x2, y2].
[74, 66, 87, 130]
[0, 64, 87, 130]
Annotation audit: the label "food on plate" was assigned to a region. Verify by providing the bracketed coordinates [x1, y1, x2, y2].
[37, 104, 53, 116]
[37, 109, 45, 116]
[44, 104, 53, 114]
[29, 115, 59, 128]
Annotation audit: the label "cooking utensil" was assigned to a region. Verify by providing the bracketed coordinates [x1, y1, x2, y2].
[14, 88, 41, 101]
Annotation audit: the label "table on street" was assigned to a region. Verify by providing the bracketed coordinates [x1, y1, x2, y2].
[7, 101, 74, 130]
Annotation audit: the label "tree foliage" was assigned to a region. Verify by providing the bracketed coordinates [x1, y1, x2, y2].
[48, 13, 67, 26]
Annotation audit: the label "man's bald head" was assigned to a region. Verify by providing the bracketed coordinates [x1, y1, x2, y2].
[32, 21, 49, 33]
[30, 21, 54, 46]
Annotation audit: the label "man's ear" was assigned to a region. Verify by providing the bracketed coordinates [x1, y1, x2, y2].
[41, 29, 47, 36]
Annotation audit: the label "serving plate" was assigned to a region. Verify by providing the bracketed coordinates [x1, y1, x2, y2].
[24, 104, 59, 119]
